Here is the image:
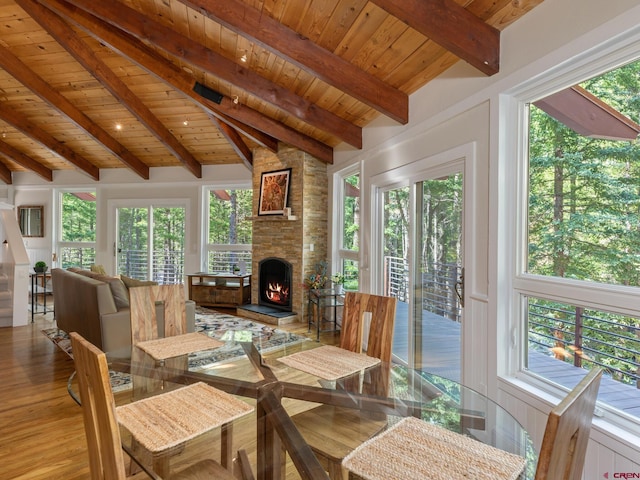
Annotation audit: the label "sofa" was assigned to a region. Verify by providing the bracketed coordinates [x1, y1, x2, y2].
[51, 268, 196, 357]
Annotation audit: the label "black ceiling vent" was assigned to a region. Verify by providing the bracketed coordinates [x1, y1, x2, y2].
[193, 82, 223, 104]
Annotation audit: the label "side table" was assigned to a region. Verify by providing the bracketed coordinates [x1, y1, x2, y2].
[30, 272, 53, 322]
[308, 288, 344, 341]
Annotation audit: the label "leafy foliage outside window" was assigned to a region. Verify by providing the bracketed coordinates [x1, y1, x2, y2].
[337, 173, 360, 290]
[209, 189, 252, 245]
[61, 192, 96, 242]
[342, 174, 360, 251]
[526, 59, 640, 402]
[207, 189, 252, 273]
[60, 192, 96, 269]
[528, 60, 640, 286]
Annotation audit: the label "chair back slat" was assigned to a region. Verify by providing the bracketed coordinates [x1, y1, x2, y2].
[340, 292, 397, 363]
[535, 367, 603, 480]
[70, 332, 127, 480]
[129, 286, 159, 344]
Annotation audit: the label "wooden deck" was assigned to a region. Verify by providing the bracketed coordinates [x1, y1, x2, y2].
[391, 301, 640, 417]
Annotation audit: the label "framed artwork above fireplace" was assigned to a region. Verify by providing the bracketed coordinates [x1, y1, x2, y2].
[258, 168, 291, 216]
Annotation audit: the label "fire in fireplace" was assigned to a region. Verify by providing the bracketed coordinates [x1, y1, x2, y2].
[259, 257, 293, 312]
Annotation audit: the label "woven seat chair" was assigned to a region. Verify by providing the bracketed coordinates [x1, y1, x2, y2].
[290, 292, 397, 480]
[70, 332, 254, 480]
[128, 285, 235, 476]
[534, 367, 603, 479]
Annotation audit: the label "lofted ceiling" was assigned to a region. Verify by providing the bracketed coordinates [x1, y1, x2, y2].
[0, 0, 544, 184]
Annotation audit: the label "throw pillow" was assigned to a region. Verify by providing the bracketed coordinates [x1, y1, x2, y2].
[104, 277, 130, 309]
[90, 264, 107, 275]
[120, 274, 158, 289]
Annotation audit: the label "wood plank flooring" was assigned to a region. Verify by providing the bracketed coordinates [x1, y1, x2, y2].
[0, 309, 336, 480]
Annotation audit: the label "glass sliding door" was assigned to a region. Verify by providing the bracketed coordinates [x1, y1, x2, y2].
[379, 166, 464, 382]
[414, 173, 463, 382]
[381, 185, 411, 361]
[116, 205, 185, 283]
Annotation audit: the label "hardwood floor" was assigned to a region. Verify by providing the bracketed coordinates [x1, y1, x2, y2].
[0, 309, 336, 479]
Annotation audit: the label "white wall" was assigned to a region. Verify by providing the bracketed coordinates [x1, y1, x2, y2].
[330, 0, 640, 476]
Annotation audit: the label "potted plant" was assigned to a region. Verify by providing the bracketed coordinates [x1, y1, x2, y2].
[306, 261, 328, 290]
[331, 272, 345, 294]
[34, 261, 48, 273]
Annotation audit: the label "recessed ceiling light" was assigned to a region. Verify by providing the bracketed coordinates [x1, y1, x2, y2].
[115, 123, 122, 131]
[183, 120, 189, 126]
[240, 53, 247, 63]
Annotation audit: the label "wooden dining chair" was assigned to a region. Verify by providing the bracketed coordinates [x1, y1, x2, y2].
[129, 284, 197, 396]
[291, 292, 397, 480]
[535, 367, 603, 480]
[70, 331, 255, 480]
[128, 284, 236, 476]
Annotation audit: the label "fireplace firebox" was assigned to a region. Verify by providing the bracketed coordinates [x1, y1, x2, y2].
[259, 257, 293, 312]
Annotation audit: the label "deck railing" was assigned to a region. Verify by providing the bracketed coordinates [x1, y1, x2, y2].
[384, 256, 462, 323]
[528, 300, 640, 388]
[61, 247, 95, 270]
[117, 249, 185, 284]
[207, 250, 252, 274]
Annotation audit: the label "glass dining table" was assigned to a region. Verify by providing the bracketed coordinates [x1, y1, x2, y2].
[85, 329, 536, 480]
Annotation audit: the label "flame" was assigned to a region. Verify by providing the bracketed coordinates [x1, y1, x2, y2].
[265, 282, 289, 303]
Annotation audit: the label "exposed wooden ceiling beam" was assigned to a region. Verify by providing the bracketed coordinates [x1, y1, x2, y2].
[40, 0, 333, 163]
[216, 112, 278, 153]
[369, 0, 500, 76]
[210, 116, 253, 170]
[0, 140, 53, 181]
[0, 43, 150, 180]
[18, 0, 202, 178]
[175, 0, 408, 124]
[58, 0, 362, 149]
[0, 104, 99, 180]
[0, 159, 13, 184]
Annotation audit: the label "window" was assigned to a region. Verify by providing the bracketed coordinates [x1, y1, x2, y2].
[335, 171, 360, 290]
[517, 57, 640, 424]
[206, 188, 252, 273]
[116, 205, 185, 283]
[58, 191, 97, 269]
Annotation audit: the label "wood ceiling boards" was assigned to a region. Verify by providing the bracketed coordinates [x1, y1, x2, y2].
[0, 0, 544, 183]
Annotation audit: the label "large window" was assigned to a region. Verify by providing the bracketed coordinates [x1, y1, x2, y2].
[206, 188, 252, 273]
[335, 171, 360, 291]
[519, 57, 640, 424]
[58, 191, 96, 269]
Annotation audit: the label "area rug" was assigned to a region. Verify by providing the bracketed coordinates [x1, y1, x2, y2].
[42, 307, 309, 391]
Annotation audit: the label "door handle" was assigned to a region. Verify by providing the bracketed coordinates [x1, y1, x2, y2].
[455, 268, 464, 308]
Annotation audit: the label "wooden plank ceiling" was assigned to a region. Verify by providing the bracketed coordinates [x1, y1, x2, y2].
[0, 0, 544, 184]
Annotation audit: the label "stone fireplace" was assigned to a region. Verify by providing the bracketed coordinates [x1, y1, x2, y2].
[237, 145, 327, 325]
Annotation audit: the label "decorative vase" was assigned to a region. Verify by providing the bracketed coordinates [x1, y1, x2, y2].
[34, 266, 47, 273]
[334, 283, 344, 294]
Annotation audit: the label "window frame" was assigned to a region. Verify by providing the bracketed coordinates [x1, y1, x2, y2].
[55, 189, 97, 270]
[500, 30, 640, 434]
[203, 185, 253, 273]
[332, 166, 361, 289]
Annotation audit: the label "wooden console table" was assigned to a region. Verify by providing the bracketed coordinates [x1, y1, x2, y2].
[187, 273, 251, 308]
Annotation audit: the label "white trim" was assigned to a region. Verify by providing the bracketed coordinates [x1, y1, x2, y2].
[369, 143, 479, 383]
